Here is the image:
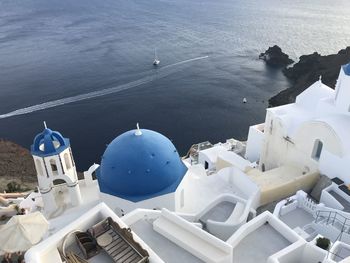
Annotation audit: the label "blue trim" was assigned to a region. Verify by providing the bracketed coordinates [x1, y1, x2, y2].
[97, 129, 187, 202]
[343, 63, 350, 76]
[97, 165, 186, 202]
[31, 128, 70, 157]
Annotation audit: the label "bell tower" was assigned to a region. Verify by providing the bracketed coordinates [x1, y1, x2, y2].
[31, 122, 82, 215]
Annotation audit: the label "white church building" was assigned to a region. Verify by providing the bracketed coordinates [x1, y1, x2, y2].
[246, 63, 350, 184]
[22, 63, 350, 263]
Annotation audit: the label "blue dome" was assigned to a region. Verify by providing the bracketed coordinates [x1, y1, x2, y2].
[31, 128, 70, 157]
[97, 129, 187, 202]
[343, 63, 350, 76]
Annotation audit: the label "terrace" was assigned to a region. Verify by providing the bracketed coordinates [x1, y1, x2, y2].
[129, 217, 204, 263]
[329, 241, 350, 262]
[232, 224, 291, 263]
[123, 208, 233, 263]
[227, 211, 301, 263]
[279, 208, 315, 233]
[25, 203, 163, 263]
[199, 201, 236, 223]
[274, 191, 322, 241]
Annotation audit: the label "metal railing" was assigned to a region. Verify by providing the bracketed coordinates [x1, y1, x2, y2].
[315, 210, 350, 260]
[315, 210, 350, 261]
[182, 141, 213, 162]
[315, 210, 350, 233]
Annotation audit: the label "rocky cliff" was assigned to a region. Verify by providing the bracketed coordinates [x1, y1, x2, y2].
[0, 139, 37, 192]
[259, 45, 294, 67]
[265, 46, 350, 107]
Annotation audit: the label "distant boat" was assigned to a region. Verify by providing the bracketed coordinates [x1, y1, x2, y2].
[243, 98, 247, 103]
[153, 48, 160, 66]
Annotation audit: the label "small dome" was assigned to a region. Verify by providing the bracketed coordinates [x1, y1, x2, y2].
[31, 128, 70, 157]
[97, 129, 187, 202]
[343, 63, 350, 76]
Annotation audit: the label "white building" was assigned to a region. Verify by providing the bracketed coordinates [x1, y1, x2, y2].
[96, 126, 188, 215]
[246, 64, 350, 185]
[22, 63, 350, 263]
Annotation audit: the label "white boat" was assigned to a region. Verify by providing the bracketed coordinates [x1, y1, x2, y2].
[153, 48, 160, 66]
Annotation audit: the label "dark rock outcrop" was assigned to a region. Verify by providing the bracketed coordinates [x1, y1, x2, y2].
[268, 47, 350, 107]
[259, 45, 294, 67]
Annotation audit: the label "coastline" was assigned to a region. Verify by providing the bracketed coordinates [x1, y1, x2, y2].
[266, 47, 350, 107]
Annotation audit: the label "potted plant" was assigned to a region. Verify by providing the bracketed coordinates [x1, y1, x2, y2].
[316, 237, 331, 250]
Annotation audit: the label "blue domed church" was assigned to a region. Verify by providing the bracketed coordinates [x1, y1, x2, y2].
[96, 125, 188, 213]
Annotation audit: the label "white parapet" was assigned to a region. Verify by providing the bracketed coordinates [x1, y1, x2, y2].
[153, 208, 233, 263]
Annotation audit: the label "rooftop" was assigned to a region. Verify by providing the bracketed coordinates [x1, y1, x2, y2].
[129, 217, 204, 263]
[279, 207, 315, 230]
[232, 224, 291, 263]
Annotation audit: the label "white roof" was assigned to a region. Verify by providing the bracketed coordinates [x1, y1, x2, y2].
[296, 81, 335, 110]
[0, 212, 49, 253]
[268, 81, 338, 137]
[200, 146, 227, 163]
[218, 151, 251, 171]
[269, 103, 314, 135]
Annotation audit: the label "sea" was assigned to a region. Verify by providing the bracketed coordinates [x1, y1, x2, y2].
[0, 0, 350, 171]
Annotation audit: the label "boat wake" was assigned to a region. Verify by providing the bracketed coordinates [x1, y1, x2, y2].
[161, 55, 209, 69]
[0, 55, 209, 119]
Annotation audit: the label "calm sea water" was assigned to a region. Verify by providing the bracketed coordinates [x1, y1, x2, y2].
[0, 0, 350, 170]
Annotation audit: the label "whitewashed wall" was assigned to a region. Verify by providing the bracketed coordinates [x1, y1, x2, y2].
[319, 150, 350, 184]
[100, 191, 175, 215]
[245, 124, 265, 163]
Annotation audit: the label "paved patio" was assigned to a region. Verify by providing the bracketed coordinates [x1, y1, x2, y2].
[279, 207, 314, 229]
[130, 218, 204, 263]
[200, 201, 236, 223]
[232, 224, 291, 263]
[334, 246, 350, 262]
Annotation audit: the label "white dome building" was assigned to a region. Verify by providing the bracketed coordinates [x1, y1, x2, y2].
[96, 127, 187, 214]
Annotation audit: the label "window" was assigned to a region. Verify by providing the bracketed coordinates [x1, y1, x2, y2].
[312, 140, 323, 161]
[92, 171, 97, 180]
[64, 153, 71, 170]
[53, 179, 66, 185]
[36, 159, 43, 176]
[204, 161, 209, 170]
[50, 159, 58, 175]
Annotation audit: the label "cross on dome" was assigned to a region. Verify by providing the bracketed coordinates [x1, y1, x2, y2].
[135, 123, 142, 136]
